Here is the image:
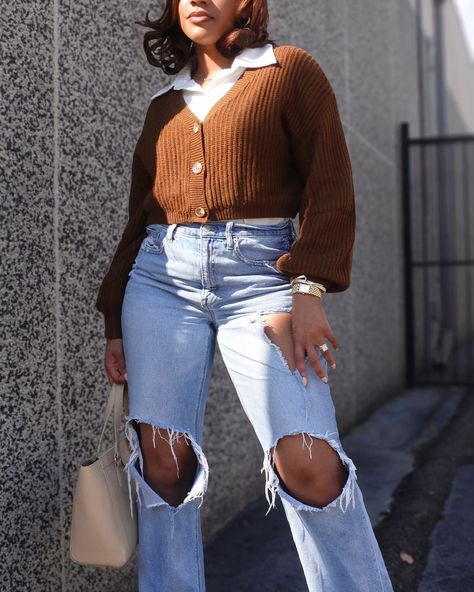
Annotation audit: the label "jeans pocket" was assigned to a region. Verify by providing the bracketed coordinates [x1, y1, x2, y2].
[140, 224, 167, 255]
[233, 234, 292, 267]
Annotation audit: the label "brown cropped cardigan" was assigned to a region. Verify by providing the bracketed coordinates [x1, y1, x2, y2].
[95, 44, 356, 339]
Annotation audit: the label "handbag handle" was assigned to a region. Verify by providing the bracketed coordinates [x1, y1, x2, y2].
[96, 382, 126, 465]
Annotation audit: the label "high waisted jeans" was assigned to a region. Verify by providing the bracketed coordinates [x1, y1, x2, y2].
[121, 219, 393, 592]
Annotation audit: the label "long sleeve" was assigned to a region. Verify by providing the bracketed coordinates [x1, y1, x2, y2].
[276, 50, 356, 292]
[95, 144, 152, 339]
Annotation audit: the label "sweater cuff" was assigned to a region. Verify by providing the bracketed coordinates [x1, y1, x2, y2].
[305, 276, 331, 291]
[104, 314, 123, 340]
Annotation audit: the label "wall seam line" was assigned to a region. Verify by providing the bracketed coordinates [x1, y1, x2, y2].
[342, 0, 357, 428]
[53, 0, 65, 588]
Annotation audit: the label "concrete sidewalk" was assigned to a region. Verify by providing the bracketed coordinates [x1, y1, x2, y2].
[204, 385, 470, 591]
[418, 464, 474, 591]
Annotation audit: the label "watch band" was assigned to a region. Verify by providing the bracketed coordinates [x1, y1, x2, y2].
[290, 275, 327, 298]
[291, 281, 325, 298]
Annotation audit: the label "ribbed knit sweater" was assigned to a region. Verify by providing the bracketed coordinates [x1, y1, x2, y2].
[96, 44, 356, 339]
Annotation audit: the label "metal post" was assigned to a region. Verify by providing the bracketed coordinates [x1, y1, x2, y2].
[401, 122, 415, 386]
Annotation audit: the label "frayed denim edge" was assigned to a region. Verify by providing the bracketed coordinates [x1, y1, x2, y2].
[261, 430, 358, 516]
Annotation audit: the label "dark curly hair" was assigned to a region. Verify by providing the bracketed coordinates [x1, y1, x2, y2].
[135, 0, 276, 74]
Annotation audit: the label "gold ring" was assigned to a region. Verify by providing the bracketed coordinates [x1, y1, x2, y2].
[318, 343, 329, 353]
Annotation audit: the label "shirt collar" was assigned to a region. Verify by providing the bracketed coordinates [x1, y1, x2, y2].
[151, 42, 277, 100]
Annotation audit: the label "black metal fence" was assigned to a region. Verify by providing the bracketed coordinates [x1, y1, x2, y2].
[401, 122, 474, 386]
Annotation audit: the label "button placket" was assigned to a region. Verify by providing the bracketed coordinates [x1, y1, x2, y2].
[188, 120, 208, 221]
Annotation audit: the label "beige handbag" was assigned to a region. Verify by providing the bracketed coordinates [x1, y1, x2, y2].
[69, 382, 138, 567]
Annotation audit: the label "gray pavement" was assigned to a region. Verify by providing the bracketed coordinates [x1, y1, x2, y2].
[204, 386, 469, 591]
[418, 464, 474, 592]
[342, 387, 463, 526]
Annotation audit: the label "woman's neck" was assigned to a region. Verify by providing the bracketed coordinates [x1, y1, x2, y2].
[190, 47, 234, 82]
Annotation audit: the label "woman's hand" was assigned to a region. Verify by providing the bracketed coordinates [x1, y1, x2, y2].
[291, 294, 339, 386]
[104, 338, 128, 385]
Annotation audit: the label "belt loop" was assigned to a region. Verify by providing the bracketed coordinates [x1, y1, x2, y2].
[166, 223, 178, 242]
[225, 221, 234, 250]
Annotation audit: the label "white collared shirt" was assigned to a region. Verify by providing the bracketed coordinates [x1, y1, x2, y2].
[150, 43, 289, 226]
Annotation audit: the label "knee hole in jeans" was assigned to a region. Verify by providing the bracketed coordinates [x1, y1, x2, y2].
[124, 419, 209, 510]
[261, 431, 358, 515]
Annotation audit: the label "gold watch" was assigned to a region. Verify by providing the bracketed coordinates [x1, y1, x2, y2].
[290, 275, 327, 298]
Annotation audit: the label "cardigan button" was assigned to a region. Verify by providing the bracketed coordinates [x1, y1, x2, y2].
[195, 206, 206, 217]
[193, 122, 200, 133]
[192, 161, 203, 174]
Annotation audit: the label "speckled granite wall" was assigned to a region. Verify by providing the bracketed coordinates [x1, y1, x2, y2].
[1, 3, 60, 592]
[2, 0, 423, 590]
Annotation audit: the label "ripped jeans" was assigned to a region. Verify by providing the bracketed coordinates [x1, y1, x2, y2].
[121, 219, 393, 592]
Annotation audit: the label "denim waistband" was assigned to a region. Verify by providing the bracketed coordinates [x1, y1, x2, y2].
[146, 219, 296, 240]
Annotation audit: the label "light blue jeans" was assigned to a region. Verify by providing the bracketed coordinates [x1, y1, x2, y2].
[121, 220, 393, 592]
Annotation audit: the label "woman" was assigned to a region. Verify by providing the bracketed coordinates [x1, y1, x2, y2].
[95, 0, 394, 590]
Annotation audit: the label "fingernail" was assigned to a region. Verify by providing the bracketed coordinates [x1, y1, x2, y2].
[302, 376, 308, 387]
[331, 363, 336, 369]
[322, 376, 328, 383]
